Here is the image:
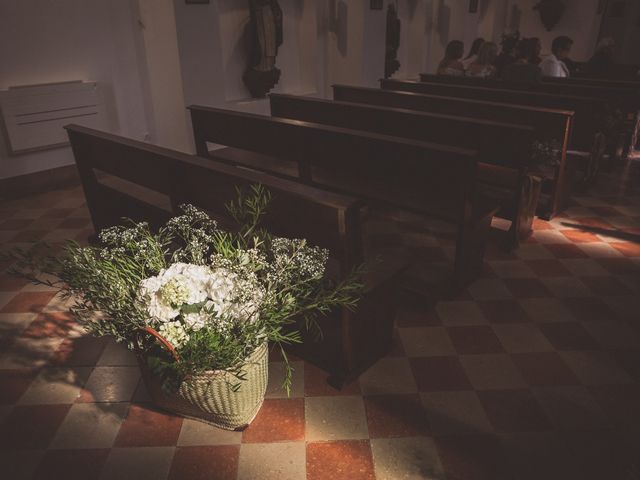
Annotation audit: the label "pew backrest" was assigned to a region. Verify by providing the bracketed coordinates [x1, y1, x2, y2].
[188, 105, 479, 223]
[417, 73, 640, 116]
[380, 79, 605, 151]
[269, 93, 534, 169]
[332, 84, 573, 148]
[64, 124, 365, 273]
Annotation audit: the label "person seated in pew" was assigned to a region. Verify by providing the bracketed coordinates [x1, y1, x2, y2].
[494, 31, 520, 77]
[501, 38, 542, 84]
[530, 37, 543, 65]
[585, 37, 615, 76]
[466, 42, 498, 78]
[436, 40, 465, 76]
[540, 36, 573, 78]
[462, 37, 485, 70]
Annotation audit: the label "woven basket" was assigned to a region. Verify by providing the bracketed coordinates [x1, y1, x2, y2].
[136, 327, 269, 431]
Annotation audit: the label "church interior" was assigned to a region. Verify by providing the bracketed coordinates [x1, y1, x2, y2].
[1, 1, 640, 479]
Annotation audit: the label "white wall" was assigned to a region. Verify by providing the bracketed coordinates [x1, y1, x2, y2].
[0, 0, 150, 180]
[137, 0, 191, 152]
[503, 0, 602, 61]
[0, 0, 620, 182]
[173, 0, 327, 119]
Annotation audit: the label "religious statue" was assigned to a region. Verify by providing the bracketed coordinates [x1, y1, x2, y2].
[384, 4, 401, 79]
[243, 0, 283, 98]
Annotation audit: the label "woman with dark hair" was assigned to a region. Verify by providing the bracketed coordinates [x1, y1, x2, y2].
[467, 42, 498, 78]
[530, 37, 542, 65]
[462, 37, 485, 69]
[437, 40, 465, 76]
[494, 31, 520, 77]
[501, 38, 542, 84]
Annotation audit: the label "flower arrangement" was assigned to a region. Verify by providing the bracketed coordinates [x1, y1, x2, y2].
[9, 185, 363, 398]
[530, 139, 562, 171]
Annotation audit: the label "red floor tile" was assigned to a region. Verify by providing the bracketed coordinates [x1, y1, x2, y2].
[545, 244, 589, 259]
[525, 259, 571, 277]
[609, 241, 640, 257]
[304, 362, 361, 397]
[559, 229, 601, 243]
[50, 336, 109, 367]
[168, 445, 239, 480]
[410, 356, 472, 392]
[609, 350, 640, 382]
[307, 440, 375, 480]
[512, 352, 580, 387]
[478, 300, 531, 324]
[21, 311, 77, 339]
[560, 429, 637, 480]
[589, 383, 640, 429]
[114, 404, 183, 447]
[580, 275, 634, 297]
[32, 449, 109, 480]
[58, 217, 91, 229]
[562, 297, 620, 323]
[363, 394, 429, 438]
[597, 258, 639, 275]
[538, 322, 600, 351]
[0, 218, 33, 230]
[0, 369, 39, 404]
[0, 404, 71, 449]
[11, 230, 49, 242]
[395, 305, 441, 327]
[242, 398, 305, 443]
[447, 326, 505, 354]
[532, 218, 554, 230]
[0, 291, 58, 314]
[0, 273, 29, 292]
[504, 279, 552, 298]
[478, 389, 552, 432]
[435, 434, 512, 480]
[40, 208, 75, 219]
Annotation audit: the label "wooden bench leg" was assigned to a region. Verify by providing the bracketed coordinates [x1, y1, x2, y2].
[509, 175, 542, 250]
[453, 211, 494, 289]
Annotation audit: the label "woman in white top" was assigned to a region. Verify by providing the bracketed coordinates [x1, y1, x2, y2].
[466, 42, 498, 78]
[462, 38, 485, 70]
[437, 40, 465, 76]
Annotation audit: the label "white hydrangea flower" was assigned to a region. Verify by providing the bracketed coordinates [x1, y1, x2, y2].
[138, 262, 264, 329]
[205, 268, 263, 323]
[158, 321, 189, 348]
[183, 311, 208, 331]
[138, 263, 211, 323]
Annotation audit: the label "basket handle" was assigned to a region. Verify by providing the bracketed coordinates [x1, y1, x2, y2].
[138, 326, 181, 362]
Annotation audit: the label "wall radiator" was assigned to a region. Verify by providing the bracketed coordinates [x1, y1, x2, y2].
[0, 81, 107, 155]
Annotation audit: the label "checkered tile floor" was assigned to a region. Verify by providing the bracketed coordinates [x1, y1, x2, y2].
[1, 161, 640, 480]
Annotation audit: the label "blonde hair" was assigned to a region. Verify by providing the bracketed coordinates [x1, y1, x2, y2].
[475, 42, 498, 65]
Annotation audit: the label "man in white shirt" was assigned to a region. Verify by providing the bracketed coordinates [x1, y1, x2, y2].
[540, 36, 573, 77]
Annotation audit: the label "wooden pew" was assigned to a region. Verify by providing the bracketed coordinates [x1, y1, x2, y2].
[64, 123, 405, 388]
[332, 84, 574, 219]
[188, 105, 498, 289]
[417, 73, 639, 155]
[269, 93, 538, 247]
[542, 76, 640, 150]
[380, 79, 609, 185]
